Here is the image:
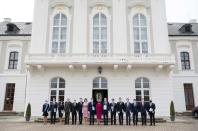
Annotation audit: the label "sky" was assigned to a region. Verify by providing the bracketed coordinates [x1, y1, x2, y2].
[0, 0, 197, 23]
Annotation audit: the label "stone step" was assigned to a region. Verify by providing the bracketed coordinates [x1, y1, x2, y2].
[176, 111, 192, 116]
[0, 112, 24, 116]
[35, 117, 166, 123]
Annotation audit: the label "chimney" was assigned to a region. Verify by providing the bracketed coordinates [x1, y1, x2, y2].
[3, 18, 12, 23]
[189, 19, 197, 23]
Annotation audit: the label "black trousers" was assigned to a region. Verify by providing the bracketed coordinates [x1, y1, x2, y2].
[118, 112, 123, 125]
[78, 112, 83, 124]
[133, 112, 138, 125]
[65, 112, 70, 124]
[126, 112, 131, 125]
[50, 111, 56, 124]
[103, 111, 108, 125]
[149, 113, 155, 126]
[111, 112, 116, 125]
[89, 112, 95, 125]
[141, 112, 147, 125]
[72, 112, 77, 125]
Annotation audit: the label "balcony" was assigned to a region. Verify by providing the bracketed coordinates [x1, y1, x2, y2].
[25, 53, 175, 67]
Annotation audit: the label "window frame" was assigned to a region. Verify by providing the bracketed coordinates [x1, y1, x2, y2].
[93, 77, 108, 89]
[8, 51, 19, 69]
[50, 77, 65, 102]
[133, 14, 148, 54]
[135, 77, 150, 102]
[180, 52, 191, 70]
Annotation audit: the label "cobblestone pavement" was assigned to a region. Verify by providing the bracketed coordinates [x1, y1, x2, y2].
[0, 120, 198, 131]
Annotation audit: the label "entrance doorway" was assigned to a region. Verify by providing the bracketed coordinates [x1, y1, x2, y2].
[184, 84, 195, 111]
[92, 89, 108, 103]
[4, 83, 15, 111]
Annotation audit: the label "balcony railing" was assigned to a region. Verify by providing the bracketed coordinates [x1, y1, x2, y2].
[25, 53, 175, 65]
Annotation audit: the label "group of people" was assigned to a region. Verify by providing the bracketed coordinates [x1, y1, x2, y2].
[42, 97, 156, 126]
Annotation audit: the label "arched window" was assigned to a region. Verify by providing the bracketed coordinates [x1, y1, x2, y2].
[50, 77, 65, 102]
[180, 52, 191, 70]
[8, 51, 19, 69]
[93, 13, 107, 54]
[93, 77, 107, 88]
[52, 13, 67, 54]
[133, 14, 148, 54]
[135, 77, 150, 102]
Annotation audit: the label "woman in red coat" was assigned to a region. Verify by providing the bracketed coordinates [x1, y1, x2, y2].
[96, 99, 103, 125]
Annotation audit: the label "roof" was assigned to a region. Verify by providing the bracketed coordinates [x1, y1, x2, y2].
[0, 22, 32, 36]
[0, 21, 198, 37]
[168, 23, 198, 36]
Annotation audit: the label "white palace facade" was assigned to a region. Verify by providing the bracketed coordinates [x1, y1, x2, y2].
[0, 0, 198, 117]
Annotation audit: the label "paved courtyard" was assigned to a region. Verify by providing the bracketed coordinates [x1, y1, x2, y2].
[0, 116, 197, 131]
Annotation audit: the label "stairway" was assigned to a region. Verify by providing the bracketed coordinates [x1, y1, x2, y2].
[176, 111, 192, 116]
[0, 111, 24, 116]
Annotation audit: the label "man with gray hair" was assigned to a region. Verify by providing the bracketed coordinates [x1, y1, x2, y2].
[64, 98, 71, 125]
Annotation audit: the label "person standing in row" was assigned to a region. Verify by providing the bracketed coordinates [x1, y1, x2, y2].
[96, 98, 103, 125]
[132, 99, 138, 126]
[140, 99, 147, 126]
[125, 98, 132, 126]
[77, 98, 83, 125]
[71, 100, 78, 125]
[110, 99, 117, 125]
[58, 100, 64, 123]
[88, 98, 95, 125]
[82, 98, 88, 124]
[49, 98, 58, 124]
[64, 98, 71, 125]
[42, 100, 49, 125]
[103, 98, 109, 125]
[148, 100, 156, 126]
[117, 97, 125, 125]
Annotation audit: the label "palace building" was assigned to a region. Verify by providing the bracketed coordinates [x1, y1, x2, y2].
[0, 0, 197, 117]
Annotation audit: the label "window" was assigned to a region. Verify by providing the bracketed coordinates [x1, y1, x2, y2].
[93, 13, 107, 54]
[133, 14, 148, 54]
[50, 77, 65, 102]
[135, 77, 150, 102]
[180, 52, 191, 70]
[8, 51, 19, 69]
[52, 13, 67, 54]
[93, 77, 107, 89]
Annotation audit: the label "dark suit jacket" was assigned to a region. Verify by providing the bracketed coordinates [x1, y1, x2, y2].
[88, 102, 95, 113]
[147, 103, 156, 114]
[117, 102, 125, 113]
[64, 101, 71, 113]
[71, 103, 78, 113]
[109, 102, 117, 113]
[139, 102, 148, 114]
[102, 101, 109, 113]
[125, 102, 132, 113]
[49, 102, 58, 112]
[131, 103, 139, 114]
[58, 102, 64, 112]
[77, 102, 83, 113]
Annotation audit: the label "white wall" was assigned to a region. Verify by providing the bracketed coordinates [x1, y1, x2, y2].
[27, 67, 172, 116]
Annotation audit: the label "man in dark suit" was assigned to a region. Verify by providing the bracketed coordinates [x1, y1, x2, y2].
[64, 98, 71, 125]
[125, 98, 132, 125]
[131, 99, 138, 126]
[88, 98, 95, 125]
[102, 98, 109, 125]
[77, 98, 83, 125]
[147, 100, 156, 126]
[140, 99, 147, 126]
[49, 98, 58, 124]
[110, 98, 117, 125]
[71, 100, 78, 125]
[117, 97, 125, 125]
